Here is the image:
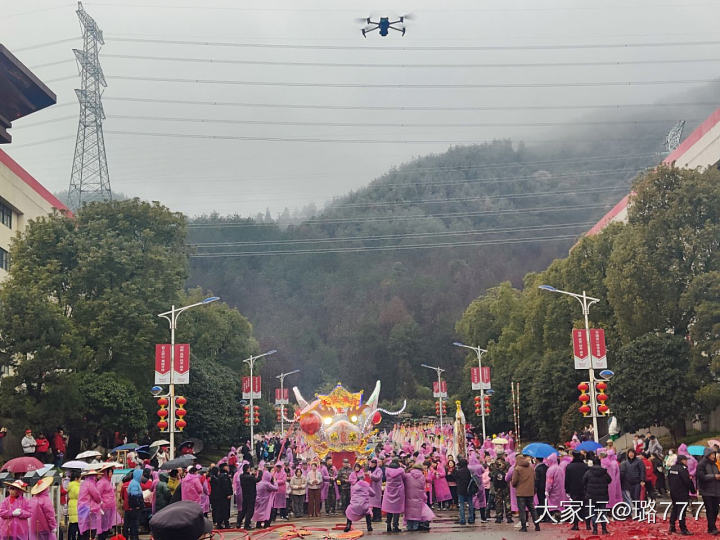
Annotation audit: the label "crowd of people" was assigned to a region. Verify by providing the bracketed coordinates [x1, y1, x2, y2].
[4, 424, 720, 539]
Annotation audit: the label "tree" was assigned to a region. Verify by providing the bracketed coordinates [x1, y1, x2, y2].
[610, 333, 696, 443]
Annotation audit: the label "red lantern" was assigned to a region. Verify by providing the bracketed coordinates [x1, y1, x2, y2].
[372, 411, 382, 425]
[578, 393, 590, 403]
[175, 419, 187, 430]
[176, 408, 187, 418]
[157, 420, 168, 430]
[598, 404, 610, 414]
[157, 409, 168, 418]
[597, 393, 608, 403]
[175, 396, 187, 406]
[474, 396, 481, 403]
[577, 382, 589, 392]
[253, 406, 259, 411]
[484, 408, 491, 414]
[300, 414, 321, 435]
[579, 405, 591, 415]
[595, 382, 607, 391]
[157, 397, 169, 407]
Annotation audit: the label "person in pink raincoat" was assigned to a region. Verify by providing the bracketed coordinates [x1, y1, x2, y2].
[198, 469, 210, 514]
[430, 460, 452, 509]
[321, 457, 339, 516]
[382, 458, 406, 532]
[0, 480, 31, 540]
[677, 444, 698, 494]
[252, 470, 278, 528]
[271, 463, 288, 520]
[77, 470, 102, 537]
[343, 474, 374, 532]
[349, 463, 362, 486]
[96, 465, 120, 537]
[29, 477, 57, 540]
[181, 467, 204, 504]
[367, 458, 383, 522]
[544, 453, 565, 515]
[404, 461, 435, 532]
[600, 449, 622, 510]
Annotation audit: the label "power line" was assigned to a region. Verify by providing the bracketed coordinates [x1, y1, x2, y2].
[108, 35, 720, 51]
[106, 74, 720, 89]
[32, 54, 720, 70]
[186, 203, 615, 228]
[189, 221, 596, 248]
[189, 234, 584, 258]
[14, 37, 78, 52]
[101, 96, 719, 112]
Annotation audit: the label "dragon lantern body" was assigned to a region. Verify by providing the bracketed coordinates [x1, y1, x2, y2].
[293, 381, 403, 459]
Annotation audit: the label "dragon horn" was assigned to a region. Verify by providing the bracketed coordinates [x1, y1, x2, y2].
[293, 386, 309, 409]
[366, 380, 381, 408]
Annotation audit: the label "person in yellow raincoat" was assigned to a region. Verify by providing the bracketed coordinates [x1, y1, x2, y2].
[67, 471, 81, 540]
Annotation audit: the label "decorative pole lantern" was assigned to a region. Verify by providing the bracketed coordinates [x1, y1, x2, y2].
[578, 382, 591, 417]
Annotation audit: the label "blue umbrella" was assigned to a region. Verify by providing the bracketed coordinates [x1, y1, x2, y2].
[110, 443, 139, 453]
[576, 441, 603, 452]
[687, 445, 706, 457]
[521, 442, 558, 459]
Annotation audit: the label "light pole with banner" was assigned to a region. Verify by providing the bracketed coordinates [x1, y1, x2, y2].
[243, 349, 277, 454]
[453, 342, 489, 441]
[158, 296, 219, 459]
[276, 369, 300, 436]
[421, 363, 446, 428]
[539, 285, 601, 442]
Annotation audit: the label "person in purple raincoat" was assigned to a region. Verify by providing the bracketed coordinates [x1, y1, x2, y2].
[544, 453, 565, 518]
[367, 458, 383, 522]
[430, 460, 452, 510]
[271, 463, 288, 521]
[505, 452, 519, 513]
[181, 467, 204, 505]
[404, 461, 435, 532]
[381, 458, 406, 532]
[77, 470, 102, 538]
[97, 464, 120, 539]
[0, 480, 31, 540]
[252, 470, 278, 529]
[321, 457, 339, 516]
[677, 444, 698, 494]
[468, 453, 488, 522]
[29, 477, 57, 540]
[601, 449, 622, 510]
[343, 474, 374, 532]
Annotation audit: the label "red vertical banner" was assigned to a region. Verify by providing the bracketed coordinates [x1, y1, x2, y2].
[173, 344, 190, 384]
[470, 367, 481, 390]
[155, 344, 171, 385]
[440, 380, 447, 397]
[432, 381, 440, 397]
[480, 366, 491, 390]
[242, 376, 251, 399]
[275, 388, 290, 404]
[590, 328, 607, 369]
[252, 376, 262, 399]
[572, 329, 590, 370]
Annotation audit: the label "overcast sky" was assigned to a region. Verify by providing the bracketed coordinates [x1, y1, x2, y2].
[3, 0, 719, 217]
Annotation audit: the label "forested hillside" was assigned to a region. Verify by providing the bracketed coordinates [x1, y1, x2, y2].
[187, 88, 718, 409]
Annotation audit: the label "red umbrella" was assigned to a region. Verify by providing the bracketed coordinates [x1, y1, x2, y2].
[1, 456, 44, 473]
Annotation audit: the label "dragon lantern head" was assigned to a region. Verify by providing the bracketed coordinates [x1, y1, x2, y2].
[293, 382, 382, 458]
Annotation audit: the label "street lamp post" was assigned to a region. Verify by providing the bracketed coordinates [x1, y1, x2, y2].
[539, 285, 601, 442]
[421, 364, 446, 428]
[453, 342, 488, 442]
[158, 296, 220, 460]
[276, 369, 300, 436]
[243, 349, 277, 454]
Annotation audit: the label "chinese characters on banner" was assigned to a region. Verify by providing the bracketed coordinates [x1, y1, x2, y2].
[155, 344, 191, 384]
[470, 366, 491, 390]
[432, 380, 448, 398]
[154, 344, 171, 385]
[275, 388, 289, 405]
[242, 376, 262, 399]
[572, 329, 607, 370]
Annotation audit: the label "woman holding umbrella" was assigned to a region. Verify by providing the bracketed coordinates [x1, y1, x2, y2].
[0, 480, 31, 539]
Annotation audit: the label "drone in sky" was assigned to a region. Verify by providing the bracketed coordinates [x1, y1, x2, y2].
[357, 13, 413, 37]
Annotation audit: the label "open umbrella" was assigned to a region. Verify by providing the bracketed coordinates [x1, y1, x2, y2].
[687, 445, 706, 457]
[136, 445, 154, 459]
[1, 457, 44, 474]
[76, 450, 101, 459]
[61, 460, 89, 470]
[708, 439, 720, 448]
[492, 437, 508, 445]
[521, 442, 558, 459]
[576, 441, 603, 452]
[159, 455, 196, 471]
[86, 461, 123, 471]
[110, 443, 139, 453]
[150, 439, 170, 448]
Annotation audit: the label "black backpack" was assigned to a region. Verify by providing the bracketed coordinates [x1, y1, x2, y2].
[468, 473, 480, 497]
